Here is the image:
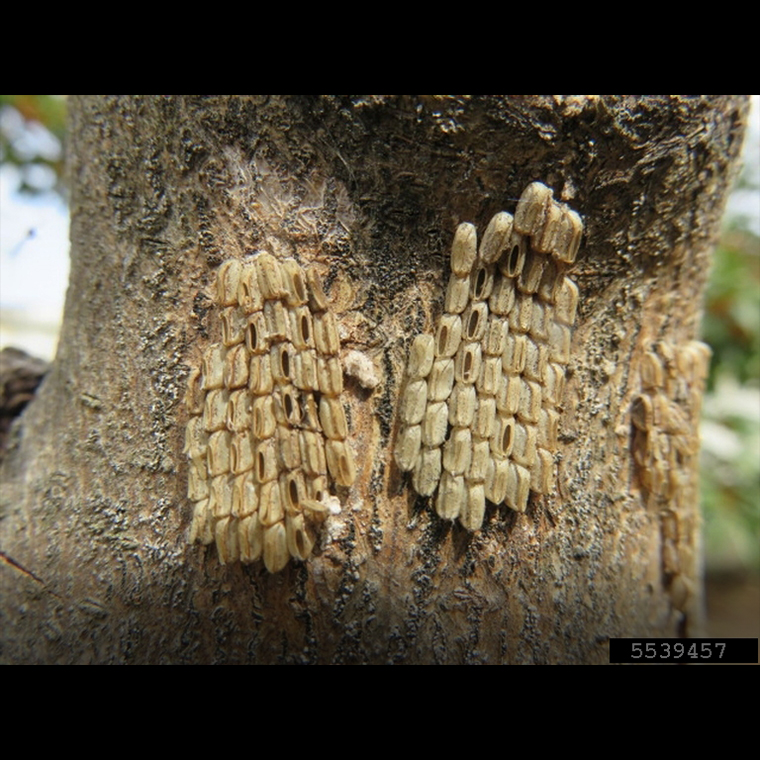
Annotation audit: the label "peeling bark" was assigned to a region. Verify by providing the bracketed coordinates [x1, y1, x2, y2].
[0, 95, 748, 664]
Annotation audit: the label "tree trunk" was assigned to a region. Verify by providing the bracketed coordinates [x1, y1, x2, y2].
[0, 95, 748, 664]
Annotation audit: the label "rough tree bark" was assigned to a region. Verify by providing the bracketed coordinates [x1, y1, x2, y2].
[0, 95, 748, 664]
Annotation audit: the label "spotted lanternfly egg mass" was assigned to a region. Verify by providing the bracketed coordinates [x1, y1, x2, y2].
[631, 339, 711, 612]
[185, 252, 356, 572]
[394, 182, 583, 530]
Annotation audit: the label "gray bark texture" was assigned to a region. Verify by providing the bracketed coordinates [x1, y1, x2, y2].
[0, 95, 749, 664]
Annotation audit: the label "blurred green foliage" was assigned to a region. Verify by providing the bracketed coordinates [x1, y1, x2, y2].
[700, 161, 760, 574]
[0, 95, 66, 195]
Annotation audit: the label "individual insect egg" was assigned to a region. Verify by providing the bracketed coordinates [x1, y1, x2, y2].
[276, 425, 302, 470]
[306, 267, 329, 312]
[496, 374, 522, 415]
[436, 471, 465, 521]
[529, 301, 550, 343]
[254, 437, 279, 484]
[630, 394, 653, 432]
[395, 424, 422, 472]
[216, 259, 242, 306]
[548, 322, 571, 364]
[502, 333, 527, 375]
[308, 475, 330, 505]
[443, 426, 472, 476]
[406, 334, 435, 379]
[462, 303, 489, 342]
[237, 260, 264, 313]
[499, 231, 527, 279]
[319, 396, 349, 440]
[422, 401, 449, 448]
[203, 388, 230, 432]
[479, 211, 514, 264]
[280, 470, 306, 515]
[532, 199, 563, 255]
[325, 439, 357, 487]
[537, 408, 560, 451]
[245, 312, 269, 355]
[300, 429, 327, 476]
[281, 259, 309, 307]
[273, 385, 302, 427]
[483, 317, 508, 356]
[413, 446, 442, 497]
[230, 431, 254, 475]
[511, 422, 537, 468]
[254, 252, 286, 300]
[293, 349, 319, 391]
[201, 344, 226, 390]
[537, 257, 563, 303]
[189, 498, 213, 545]
[477, 356, 502, 396]
[232, 470, 257, 518]
[530, 448, 555, 494]
[473, 396, 496, 439]
[517, 248, 546, 294]
[523, 339, 548, 383]
[251, 395, 276, 439]
[215, 517, 239, 565]
[435, 314, 463, 359]
[448, 383, 477, 427]
[490, 414, 515, 459]
[661, 509, 680, 542]
[470, 263, 494, 301]
[554, 278, 579, 326]
[317, 356, 344, 397]
[264, 299, 290, 342]
[655, 340, 677, 371]
[427, 358, 455, 402]
[185, 416, 209, 461]
[490, 281, 516, 324]
[460, 482, 486, 531]
[290, 306, 314, 350]
[505, 461, 531, 512]
[209, 473, 234, 518]
[455, 342, 482, 385]
[301, 499, 329, 519]
[207, 431, 232, 476]
[468, 436, 491, 481]
[640, 351, 664, 389]
[271, 342, 295, 384]
[259, 480, 285, 527]
[542, 361, 566, 405]
[314, 311, 340, 355]
[400, 379, 428, 426]
[224, 344, 250, 389]
[661, 539, 680, 576]
[517, 379, 542, 424]
[221, 307, 246, 347]
[450, 222, 478, 276]
[299, 392, 321, 431]
[239, 513, 263, 562]
[188, 459, 210, 501]
[249, 354, 274, 395]
[226, 389, 251, 433]
[286, 512, 315, 561]
[514, 181, 553, 236]
[554, 206, 583, 264]
[263, 522, 289, 573]
[444, 274, 471, 314]
[689, 341, 712, 381]
[484, 458, 510, 504]
[508, 292, 533, 333]
[185, 368, 205, 415]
